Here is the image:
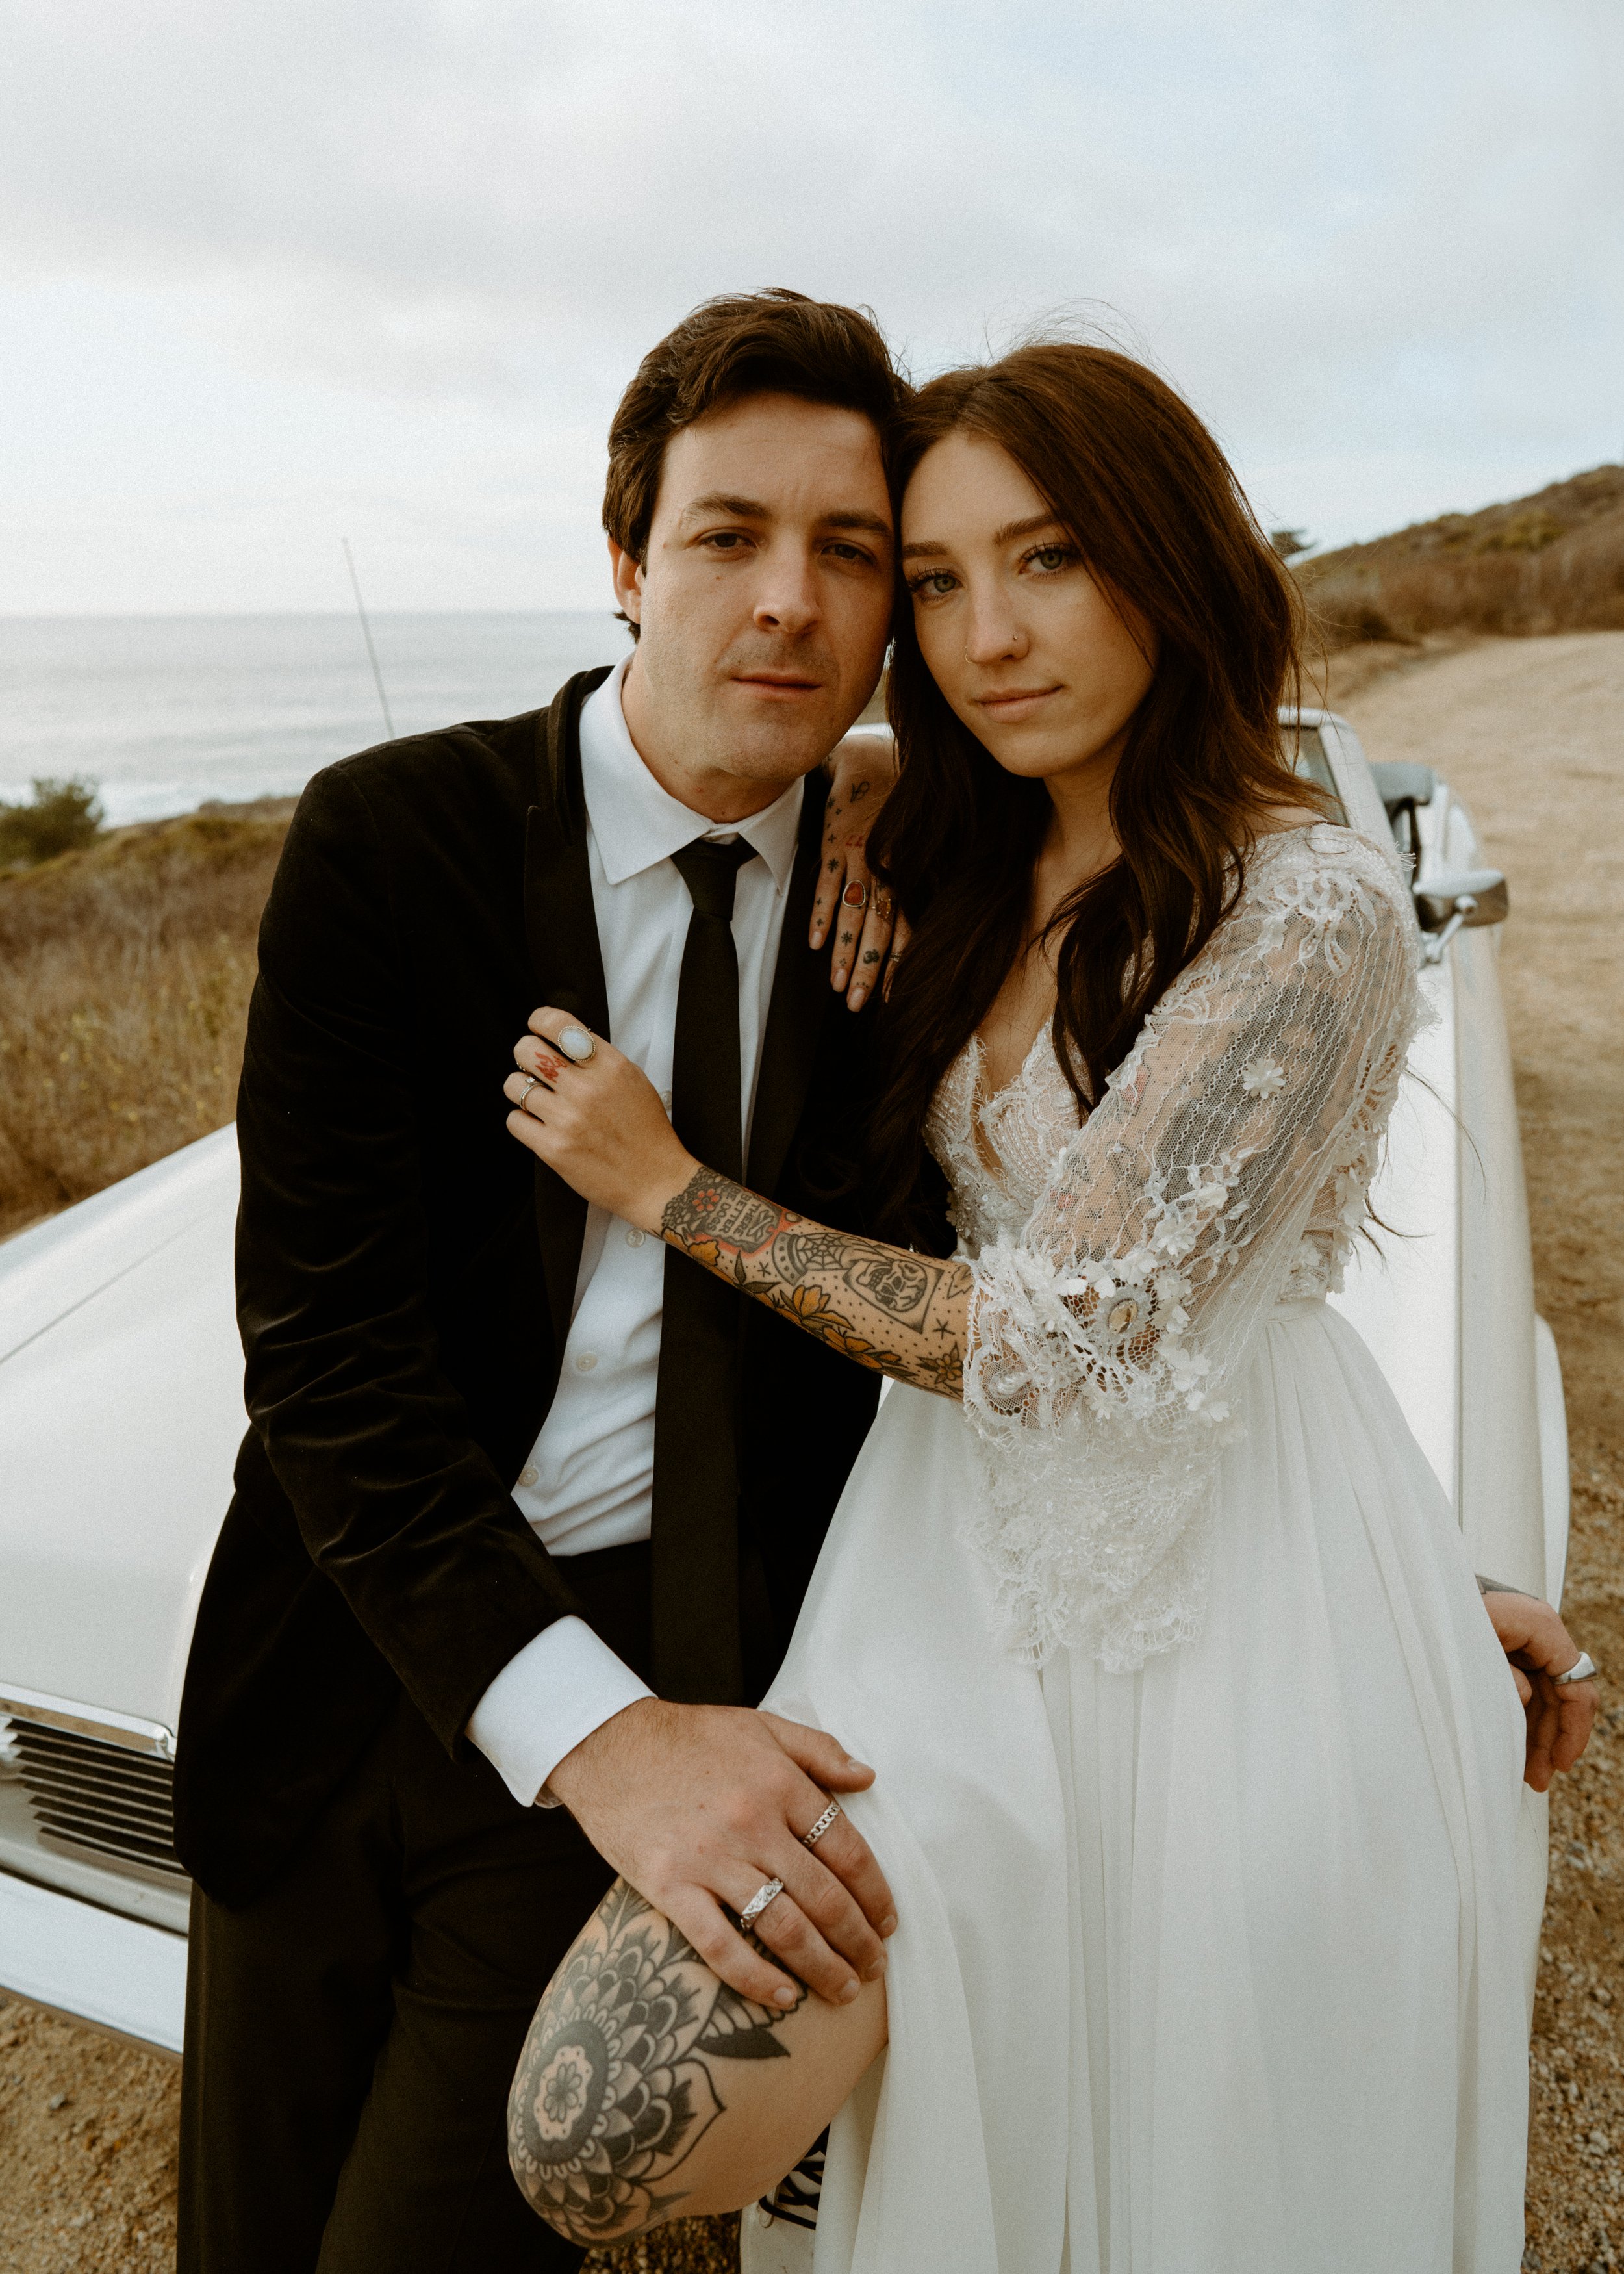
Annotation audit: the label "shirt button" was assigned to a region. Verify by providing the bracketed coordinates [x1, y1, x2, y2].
[659, 1090, 672, 1112]
[518, 1465, 539, 1488]
[574, 1351, 598, 1373]
[625, 1227, 646, 1247]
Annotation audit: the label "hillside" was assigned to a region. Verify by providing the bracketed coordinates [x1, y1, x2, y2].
[1300, 462, 1624, 646]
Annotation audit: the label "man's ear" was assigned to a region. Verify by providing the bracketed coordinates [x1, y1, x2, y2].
[607, 536, 644, 628]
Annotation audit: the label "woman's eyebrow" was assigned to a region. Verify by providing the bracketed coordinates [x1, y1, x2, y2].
[900, 513, 1064, 561]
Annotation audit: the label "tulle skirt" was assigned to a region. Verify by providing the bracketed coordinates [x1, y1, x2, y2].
[765, 1299, 1536, 2272]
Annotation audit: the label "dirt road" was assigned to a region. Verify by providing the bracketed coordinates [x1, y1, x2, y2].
[1, 633, 1619, 2273]
[1335, 633, 1624, 2274]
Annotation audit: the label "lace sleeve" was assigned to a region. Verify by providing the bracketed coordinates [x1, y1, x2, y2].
[962, 828, 1424, 1670]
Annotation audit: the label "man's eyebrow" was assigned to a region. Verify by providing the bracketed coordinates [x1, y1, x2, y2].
[676, 494, 892, 541]
[677, 491, 771, 525]
[900, 512, 1065, 562]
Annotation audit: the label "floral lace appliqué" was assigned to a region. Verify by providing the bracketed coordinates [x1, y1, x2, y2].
[924, 825, 1427, 1672]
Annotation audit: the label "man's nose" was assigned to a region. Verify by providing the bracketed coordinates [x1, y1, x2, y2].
[752, 545, 821, 637]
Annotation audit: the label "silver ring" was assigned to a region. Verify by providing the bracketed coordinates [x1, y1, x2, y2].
[736, 1877, 784, 1930]
[557, 1025, 596, 1064]
[517, 1074, 544, 1108]
[801, 1800, 842, 1850]
[1553, 1652, 1599, 1685]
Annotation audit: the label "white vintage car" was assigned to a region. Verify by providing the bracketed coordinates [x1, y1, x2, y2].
[0, 711, 1569, 2058]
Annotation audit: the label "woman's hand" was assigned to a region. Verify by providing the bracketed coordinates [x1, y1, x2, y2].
[503, 1012, 695, 1231]
[813, 728, 910, 1010]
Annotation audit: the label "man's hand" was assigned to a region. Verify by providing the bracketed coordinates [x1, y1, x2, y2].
[813, 728, 907, 1009]
[545, 1697, 896, 2011]
[1480, 1588, 1599, 1791]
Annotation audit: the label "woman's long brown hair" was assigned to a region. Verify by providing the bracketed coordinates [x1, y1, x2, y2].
[866, 340, 1322, 1247]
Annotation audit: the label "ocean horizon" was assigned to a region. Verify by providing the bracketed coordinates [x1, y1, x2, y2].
[0, 611, 635, 827]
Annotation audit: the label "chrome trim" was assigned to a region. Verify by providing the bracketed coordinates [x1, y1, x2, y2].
[0, 1685, 176, 1762]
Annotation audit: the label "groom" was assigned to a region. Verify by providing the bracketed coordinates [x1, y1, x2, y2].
[173, 289, 912, 2272]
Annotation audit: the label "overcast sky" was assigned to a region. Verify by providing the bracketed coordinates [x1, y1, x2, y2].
[3, 0, 1619, 615]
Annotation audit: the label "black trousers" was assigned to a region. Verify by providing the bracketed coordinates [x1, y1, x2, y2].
[177, 1542, 650, 2274]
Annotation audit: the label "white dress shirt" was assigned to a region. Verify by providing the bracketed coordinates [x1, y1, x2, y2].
[468, 659, 805, 1806]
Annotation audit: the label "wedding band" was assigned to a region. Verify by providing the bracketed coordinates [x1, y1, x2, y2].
[841, 880, 870, 912]
[557, 1025, 596, 1064]
[1553, 1652, 1599, 1685]
[801, 1800, 842, 1850]
[517, 1074, 544, 1108]
[736, 1878, 785, 1930]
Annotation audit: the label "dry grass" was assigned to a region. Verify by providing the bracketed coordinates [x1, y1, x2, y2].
[1302, 463, 1624, 650]
[0, 802, 291, 1240]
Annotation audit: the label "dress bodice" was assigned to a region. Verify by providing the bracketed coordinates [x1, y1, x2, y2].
[924, 1025, 1085, 1260]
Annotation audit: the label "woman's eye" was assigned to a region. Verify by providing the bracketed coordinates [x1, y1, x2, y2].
[1028, 546, 1074, 574]
[907, 572, 958, 600]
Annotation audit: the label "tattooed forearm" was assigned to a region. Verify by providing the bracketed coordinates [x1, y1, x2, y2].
[661, 1168, 971, 1397]
[508, 1880, 806, 2245]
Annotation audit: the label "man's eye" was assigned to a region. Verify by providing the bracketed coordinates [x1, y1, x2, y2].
[703, 532, 749, 552]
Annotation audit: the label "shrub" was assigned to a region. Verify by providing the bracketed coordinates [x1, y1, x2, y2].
[0, 778, 104, 869]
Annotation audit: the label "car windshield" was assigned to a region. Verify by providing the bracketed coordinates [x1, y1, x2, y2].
[1289, 725, 1347, 823]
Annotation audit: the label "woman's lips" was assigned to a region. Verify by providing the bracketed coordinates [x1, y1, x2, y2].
[976, 685, 1059, 717]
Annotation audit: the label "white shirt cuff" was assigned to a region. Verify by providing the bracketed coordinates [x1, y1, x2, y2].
[466, 1616, 654, 1808]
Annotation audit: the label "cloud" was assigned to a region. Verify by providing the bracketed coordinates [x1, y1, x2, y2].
[1, 0, 1620, 606]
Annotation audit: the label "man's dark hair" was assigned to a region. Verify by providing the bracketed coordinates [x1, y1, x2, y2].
[603, 288, 906, 610]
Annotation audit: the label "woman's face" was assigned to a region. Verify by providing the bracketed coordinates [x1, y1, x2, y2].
[900, 429, 1156, 785]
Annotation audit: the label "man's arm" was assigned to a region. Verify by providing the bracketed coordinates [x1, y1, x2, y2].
[236, 765, 576, 1748]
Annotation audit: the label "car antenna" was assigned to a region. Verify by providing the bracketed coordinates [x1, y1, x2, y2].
[342, 537, 395, 739]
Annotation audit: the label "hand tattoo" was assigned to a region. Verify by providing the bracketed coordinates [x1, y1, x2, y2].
[661, 1169, 970, 1396]
[509, 1880, 805, 2245]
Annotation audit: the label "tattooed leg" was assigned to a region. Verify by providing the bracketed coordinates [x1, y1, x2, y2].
[660, 1171, 973, 1398]
[509, 1878, 885, 2246]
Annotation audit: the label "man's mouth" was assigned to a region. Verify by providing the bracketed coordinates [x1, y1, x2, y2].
[731, 669, 824, 696]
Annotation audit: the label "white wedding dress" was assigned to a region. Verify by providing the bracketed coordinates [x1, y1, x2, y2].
[763, 824, 1530, 2273]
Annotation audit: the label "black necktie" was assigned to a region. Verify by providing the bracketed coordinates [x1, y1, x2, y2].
[650, 837, 759, 1700]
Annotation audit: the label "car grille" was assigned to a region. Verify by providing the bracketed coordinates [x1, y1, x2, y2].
[6, 1717, 186, 1882]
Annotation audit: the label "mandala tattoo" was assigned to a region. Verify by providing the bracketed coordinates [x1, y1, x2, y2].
[661, 1169, 971, 1396]
[509, 1881, 806, 2245]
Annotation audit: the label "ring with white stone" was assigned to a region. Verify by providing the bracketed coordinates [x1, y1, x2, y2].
[736, 1877, 785, 1931]
[800, 1799, 842, 1850]
[1553, 1652, 1599, 1685]
[557, 1025, 596, 1064]
[517, 1073, 546, 1110]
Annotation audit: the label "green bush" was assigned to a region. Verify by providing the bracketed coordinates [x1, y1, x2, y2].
[0, 778, 104, 868]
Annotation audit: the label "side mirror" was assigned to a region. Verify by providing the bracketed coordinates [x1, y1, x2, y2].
[1414, 867, 1508, 964]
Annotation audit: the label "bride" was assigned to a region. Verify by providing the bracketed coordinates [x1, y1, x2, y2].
[500, 340, 1532, 2269]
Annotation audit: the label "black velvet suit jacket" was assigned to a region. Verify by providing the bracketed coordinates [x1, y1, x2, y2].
[173, 669, 884, 1906]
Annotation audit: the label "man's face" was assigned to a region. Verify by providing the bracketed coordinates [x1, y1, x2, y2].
[611, 392, 894, 808]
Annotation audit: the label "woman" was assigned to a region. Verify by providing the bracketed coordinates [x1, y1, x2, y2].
[500, 343, 1532, 2270]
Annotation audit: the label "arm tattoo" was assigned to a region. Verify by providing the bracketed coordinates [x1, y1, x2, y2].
[509, 1880, 805, 2245]
[661, 1168, 971, 1398]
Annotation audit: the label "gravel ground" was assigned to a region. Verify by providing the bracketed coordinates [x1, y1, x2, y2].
[1, 632, 1618, 2271]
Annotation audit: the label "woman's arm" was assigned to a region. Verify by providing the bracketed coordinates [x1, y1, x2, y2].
[501, 1010, 967, 1396]
[659, 1165, 969, 1396]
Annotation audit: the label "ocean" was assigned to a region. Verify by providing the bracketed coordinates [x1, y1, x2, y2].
[0, 613, 635, 827]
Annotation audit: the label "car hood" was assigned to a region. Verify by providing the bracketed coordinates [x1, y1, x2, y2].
[0, 1128, 242, 1733]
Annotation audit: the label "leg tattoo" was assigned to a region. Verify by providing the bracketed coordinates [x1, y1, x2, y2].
[508, 1881, 806, 2245]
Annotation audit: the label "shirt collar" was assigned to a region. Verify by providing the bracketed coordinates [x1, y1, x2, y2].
[578, 656, 805, 896]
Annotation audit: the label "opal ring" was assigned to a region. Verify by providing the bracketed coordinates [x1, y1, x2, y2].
[557, 1025, 597, 1064]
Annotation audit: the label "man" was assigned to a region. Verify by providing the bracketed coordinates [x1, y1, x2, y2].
[174, 288, 911, 2272]
[173, 283, 1595, 2272]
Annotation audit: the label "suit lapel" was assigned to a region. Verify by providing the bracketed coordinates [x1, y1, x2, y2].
[746, 773, 835, 1197]
[524, 667, 614, 1377]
